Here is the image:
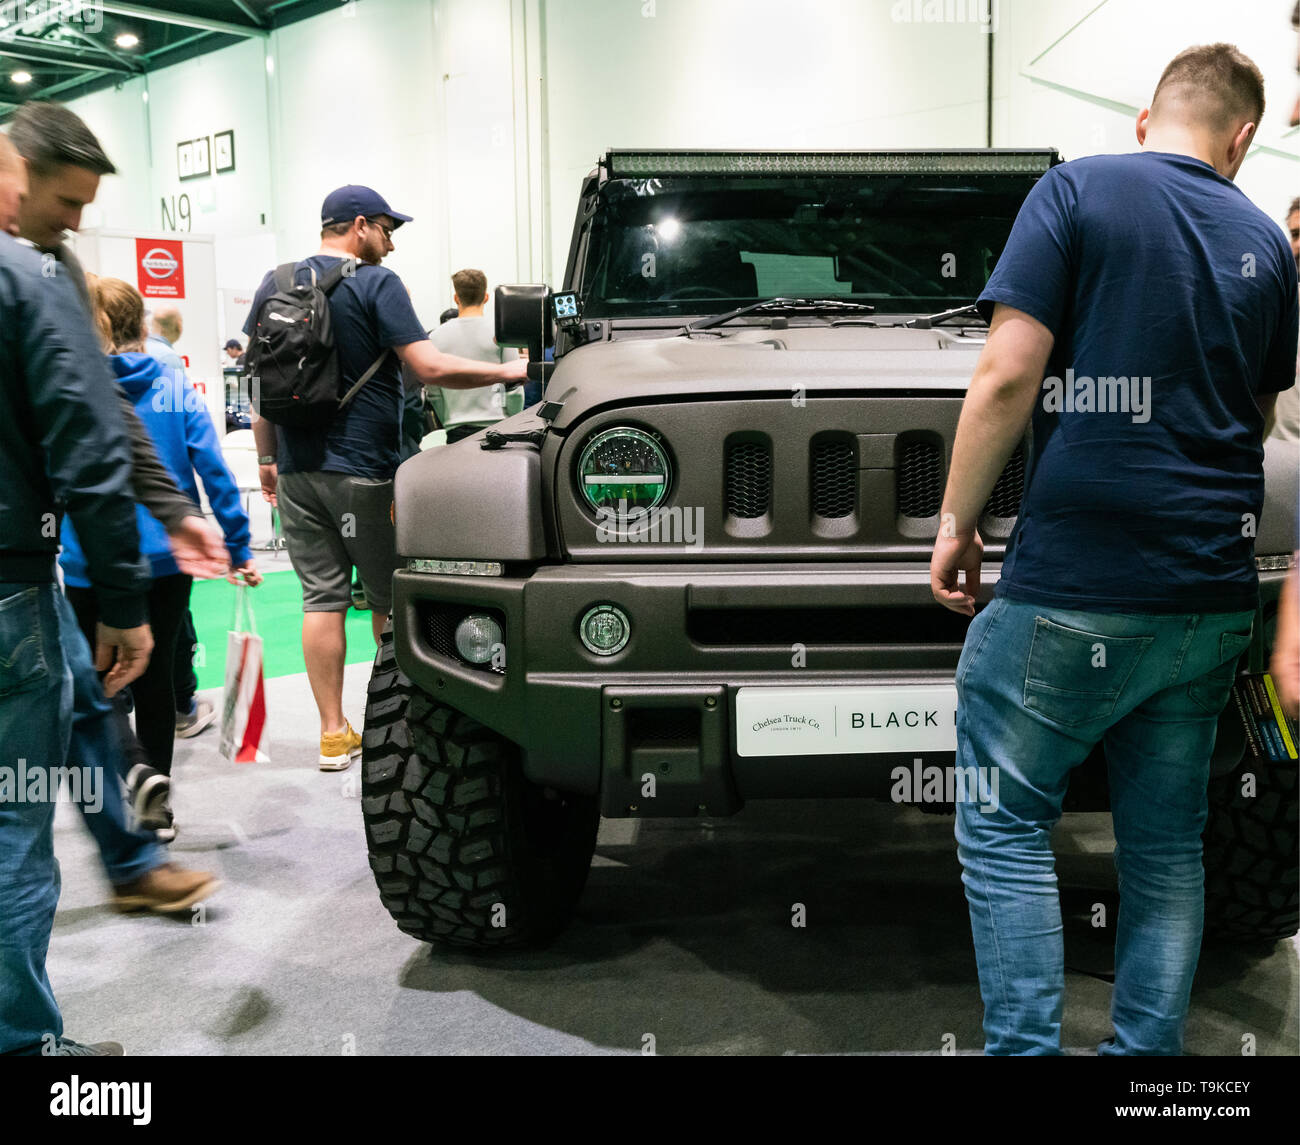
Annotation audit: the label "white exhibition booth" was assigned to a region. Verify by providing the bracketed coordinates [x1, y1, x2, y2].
[73, 228, 225, 438]
[72, 228, 276, 547]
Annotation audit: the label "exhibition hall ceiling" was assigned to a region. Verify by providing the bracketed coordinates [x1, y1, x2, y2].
[0, 0, 335, 118]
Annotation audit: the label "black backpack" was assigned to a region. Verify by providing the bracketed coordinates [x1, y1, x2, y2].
[244, 258, 388, 428]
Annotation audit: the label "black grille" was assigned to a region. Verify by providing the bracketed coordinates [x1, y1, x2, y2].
[897, 439, 943, 518]
[725, 439, 772, 519]
[983, 446, 1025, 518]
[420, 603, 506, 675]
[811, 439, 856, 519]
[627, 709, 700, 748]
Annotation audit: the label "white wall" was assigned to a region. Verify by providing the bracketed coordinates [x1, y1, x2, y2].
[541, 0, 993, 278]
[996, 0, 1298, 228]
[143, 34, 275, 287]
[56, 0, 1298, 312]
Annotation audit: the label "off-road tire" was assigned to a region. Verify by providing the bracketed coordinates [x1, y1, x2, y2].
[1203, 746, 1300, 944]
[362, 625, 600, 948]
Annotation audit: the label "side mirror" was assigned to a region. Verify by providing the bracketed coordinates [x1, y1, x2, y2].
[495, 284, 553, 363]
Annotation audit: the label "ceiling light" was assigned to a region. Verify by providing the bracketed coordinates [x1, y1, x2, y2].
[115, 32, 139, 49]
[11, 71, 32, 85]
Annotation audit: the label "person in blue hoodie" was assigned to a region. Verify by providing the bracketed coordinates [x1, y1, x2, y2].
[61, 276, 260, 814]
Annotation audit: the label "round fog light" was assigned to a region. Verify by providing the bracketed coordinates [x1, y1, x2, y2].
[580, 604, 630, 656]
[454, 614, 503, 664]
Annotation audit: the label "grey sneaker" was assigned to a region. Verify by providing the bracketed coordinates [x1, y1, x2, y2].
[48, 1037, 124, 1056]
[175, 697, 216, 739]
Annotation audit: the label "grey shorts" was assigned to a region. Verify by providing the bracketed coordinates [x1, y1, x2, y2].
[277, 470, 397, 613]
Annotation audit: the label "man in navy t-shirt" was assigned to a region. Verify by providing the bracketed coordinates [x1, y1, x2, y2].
[929, 45, 1297, 1055]
[248, 185, 525, 770]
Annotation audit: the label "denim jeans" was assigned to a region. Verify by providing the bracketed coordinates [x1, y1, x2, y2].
[0, 583, 74, 1054]
[61, 597, 166, 884]
[954, 596, 1255, 1056]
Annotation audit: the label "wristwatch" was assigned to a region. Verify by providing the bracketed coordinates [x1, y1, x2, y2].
[258, 455, 276, 465]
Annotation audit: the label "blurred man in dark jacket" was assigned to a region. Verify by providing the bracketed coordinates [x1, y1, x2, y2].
[0, 212, 152, 1054]
[3, 109, 221, 921]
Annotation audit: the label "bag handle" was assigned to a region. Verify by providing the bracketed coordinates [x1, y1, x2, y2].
[337, 349, 393, 410]
[230, 582, 258, 636]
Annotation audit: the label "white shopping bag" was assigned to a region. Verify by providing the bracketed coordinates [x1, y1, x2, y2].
[220, 584, 268, 763]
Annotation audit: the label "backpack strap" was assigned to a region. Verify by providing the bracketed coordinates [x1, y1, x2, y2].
[318, 257, 358, 295]
[272, 261, 299, 294]
[273, 258, 356, 296]
[338, 349, 393, 410]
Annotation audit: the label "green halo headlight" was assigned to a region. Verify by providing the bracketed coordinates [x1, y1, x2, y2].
[577, 427, 671, 514]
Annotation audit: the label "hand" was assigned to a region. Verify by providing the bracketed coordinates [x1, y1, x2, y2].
[227, 560, 263, 588]
[94, 622, 154, 698]
[167, 515, 229, 579]
[503, 358, 528, 381]
[930, 528, 984, 616]
[259, 463, 278, 508]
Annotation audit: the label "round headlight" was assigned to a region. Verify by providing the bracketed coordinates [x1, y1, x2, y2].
[577, 427, 671, 514]
[454, 614, 503, 664]
[580, 604, 631, 656]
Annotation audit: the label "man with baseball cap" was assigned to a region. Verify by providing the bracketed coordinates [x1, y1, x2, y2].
[248, 184, 525, 771]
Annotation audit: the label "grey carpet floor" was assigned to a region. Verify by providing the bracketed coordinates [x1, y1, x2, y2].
[46, 663, 1300, 1055]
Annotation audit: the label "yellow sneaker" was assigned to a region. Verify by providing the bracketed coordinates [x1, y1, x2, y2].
[319, 721, 362, 771]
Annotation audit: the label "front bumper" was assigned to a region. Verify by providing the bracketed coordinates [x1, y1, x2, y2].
[391, 563, 1287, 817]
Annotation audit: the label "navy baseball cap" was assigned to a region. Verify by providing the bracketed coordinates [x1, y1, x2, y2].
[320, 185, 413, 229]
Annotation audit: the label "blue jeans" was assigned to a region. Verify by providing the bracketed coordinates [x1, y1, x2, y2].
[62, 598, 166, 885]
[954, 596, 1255, 1056]
[0, 583, 74, 1054]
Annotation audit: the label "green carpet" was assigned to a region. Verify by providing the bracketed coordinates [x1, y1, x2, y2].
[189, 568, 377, 688]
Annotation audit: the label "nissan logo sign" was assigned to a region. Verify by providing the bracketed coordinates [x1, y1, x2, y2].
[141, 247, 180, 280]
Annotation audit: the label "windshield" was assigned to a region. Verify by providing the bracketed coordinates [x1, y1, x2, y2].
[577, 174, 1038, 320]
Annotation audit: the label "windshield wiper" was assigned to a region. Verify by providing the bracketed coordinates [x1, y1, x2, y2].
[684, 297, 876, 334]
[905, 303, 985, 329]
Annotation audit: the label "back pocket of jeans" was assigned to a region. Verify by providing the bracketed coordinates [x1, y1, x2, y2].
[1187, 629, 1254, 716]
[0, 588, 49, 698]
[1023, 616, 1152, 727]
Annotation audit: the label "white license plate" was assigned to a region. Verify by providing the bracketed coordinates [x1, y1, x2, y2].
[735, 685, 958, 758]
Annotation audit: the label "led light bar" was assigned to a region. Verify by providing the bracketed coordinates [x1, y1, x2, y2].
[583, 475, 664, 485]
[606, 150, 1059, 179]
[408, 559, 504, 577]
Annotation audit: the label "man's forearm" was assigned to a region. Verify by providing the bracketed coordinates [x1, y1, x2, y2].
[941, 368, 1040, 534]
[252, 415, 278, 460]
[406, 342, 520, 389]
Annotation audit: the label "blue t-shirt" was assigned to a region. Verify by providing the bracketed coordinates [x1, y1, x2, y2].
[978, 152, 1298, 614]
[244, 255, 428, 478]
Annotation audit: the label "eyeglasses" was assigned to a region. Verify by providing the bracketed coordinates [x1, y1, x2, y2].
[366, 218, 394, 242]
